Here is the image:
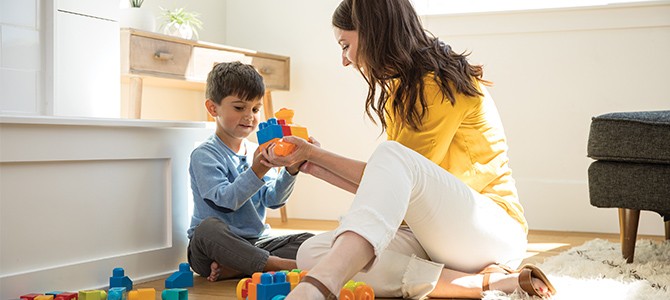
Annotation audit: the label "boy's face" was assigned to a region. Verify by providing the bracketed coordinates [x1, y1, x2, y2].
[208, 95, 262, 142]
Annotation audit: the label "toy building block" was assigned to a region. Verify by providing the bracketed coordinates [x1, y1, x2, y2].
[165, 263, 194, 289]
[34, 296, 53, 300]
[54, 293, 78, 300]
[257, 118, 284, 147]
[340, 280, 374, 300]
[45, 292, 63, 297]
[257, 108, 310, 156]
[272, 109, 309, 156]
[20, 294, 43, 300]
[256, 272, 291, 300]
[127, 289, 155, 300]
[161, 289, 187, 300]
[247, 272, 263, 300]
[108, 288, 127, 300]
[78, 290, 107, 300]
[236, 278, 252, 300]
[110, 268, 133, 292]
[275, 109, 309, 140]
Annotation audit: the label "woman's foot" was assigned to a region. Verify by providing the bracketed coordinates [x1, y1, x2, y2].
[285, 280, 327, 300]
[485, 272, 552, 298]
[482, 264, 555, 298]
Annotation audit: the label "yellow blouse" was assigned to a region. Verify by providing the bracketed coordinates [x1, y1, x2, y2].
[385, 76, 528, 232]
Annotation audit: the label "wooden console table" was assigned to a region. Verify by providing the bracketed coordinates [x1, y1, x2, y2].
[120, 28, 291, 222]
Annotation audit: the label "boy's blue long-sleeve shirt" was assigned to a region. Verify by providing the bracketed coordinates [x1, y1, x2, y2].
[187, 134, 297, 239]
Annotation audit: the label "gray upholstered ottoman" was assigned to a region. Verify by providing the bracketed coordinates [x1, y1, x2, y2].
[587, 110, 670, 263]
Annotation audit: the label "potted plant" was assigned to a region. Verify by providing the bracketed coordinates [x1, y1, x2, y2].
[130, 0, 144, 7]
[120, 0, 155, 32]
[159, 7, 203, 40]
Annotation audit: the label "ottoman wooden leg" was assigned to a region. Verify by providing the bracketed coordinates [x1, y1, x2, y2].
[618, 208, 640, 263]
[665, 219, 669, 240]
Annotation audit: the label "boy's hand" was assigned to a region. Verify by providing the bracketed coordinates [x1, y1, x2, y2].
[251, 146, 273, 179]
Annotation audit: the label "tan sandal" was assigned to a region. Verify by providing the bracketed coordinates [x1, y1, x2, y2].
[300, 275, 338, 300]
[481, 263, 556, 298]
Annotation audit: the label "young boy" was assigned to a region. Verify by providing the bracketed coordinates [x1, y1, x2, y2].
[187, 61, 313, 281]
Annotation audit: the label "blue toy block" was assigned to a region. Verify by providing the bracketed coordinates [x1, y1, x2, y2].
[110, 267, 133, 292]
[256, 272, 291, 300]
[161, 289, 187, 300]
[257, 118, 284, 145]
[165, 263, 193, 289]
[44, 292, 63, 297]
[108, 287, 127, 300]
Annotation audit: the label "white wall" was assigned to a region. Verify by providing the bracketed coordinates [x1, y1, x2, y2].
[223, 1, 670, 236]
[0, 117, 211, 299]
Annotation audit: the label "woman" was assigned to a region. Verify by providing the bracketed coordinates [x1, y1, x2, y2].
[261, 0, 556, 298]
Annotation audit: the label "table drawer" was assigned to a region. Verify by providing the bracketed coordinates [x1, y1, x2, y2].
[128, 35, 192, 77]
[251, 56, 289, 90]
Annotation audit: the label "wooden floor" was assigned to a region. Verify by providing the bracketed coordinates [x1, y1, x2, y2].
[135, 218, 664, 299]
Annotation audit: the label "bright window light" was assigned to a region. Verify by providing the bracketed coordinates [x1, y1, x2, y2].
[412, 0, 657, 15]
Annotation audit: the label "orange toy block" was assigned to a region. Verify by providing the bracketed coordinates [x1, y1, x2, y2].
[272, 108, 309, 156]
[127, 288, 155, 300]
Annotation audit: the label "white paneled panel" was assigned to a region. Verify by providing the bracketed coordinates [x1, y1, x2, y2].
[0, 25, 39, 70]
[0, 159, 170, 275]
[0, 117, 211, 299]
[56, 0, 118, 21]
[0, 68, 38, 114]
[0, 0, 38, 28]
[53, 11, 119, 118]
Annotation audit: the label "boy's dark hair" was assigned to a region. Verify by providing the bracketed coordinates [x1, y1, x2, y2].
[206, 61, 265, 104]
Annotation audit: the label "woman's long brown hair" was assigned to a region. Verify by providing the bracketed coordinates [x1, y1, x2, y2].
[332, 0, 487, 131]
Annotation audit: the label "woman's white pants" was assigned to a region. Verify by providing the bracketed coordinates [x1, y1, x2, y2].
[296, 141, 527, 299]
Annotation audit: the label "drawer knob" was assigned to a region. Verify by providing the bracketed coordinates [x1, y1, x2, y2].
[154, 52, 174, 61]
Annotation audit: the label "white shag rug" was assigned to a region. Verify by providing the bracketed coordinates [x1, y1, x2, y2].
[482, 239, 670, 300]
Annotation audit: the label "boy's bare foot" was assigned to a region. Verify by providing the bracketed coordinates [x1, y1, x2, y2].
[207, 261, 221, 282]
[264, 256, 297, 271]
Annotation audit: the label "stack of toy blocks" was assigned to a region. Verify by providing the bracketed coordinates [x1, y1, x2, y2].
[236, 269, 307, 300]
[257, 108, 309, 156]
[110, 268, 133, 293]
[17, 264, 190, 300]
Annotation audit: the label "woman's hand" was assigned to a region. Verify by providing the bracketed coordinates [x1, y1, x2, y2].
[261, 136, 320, 170]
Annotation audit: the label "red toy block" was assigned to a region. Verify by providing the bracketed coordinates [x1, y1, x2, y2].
[54, 293, 78, 300]
[20, 294, 42, 300]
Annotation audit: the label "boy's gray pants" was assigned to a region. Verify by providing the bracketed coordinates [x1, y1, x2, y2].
[187, 217, 314, 277]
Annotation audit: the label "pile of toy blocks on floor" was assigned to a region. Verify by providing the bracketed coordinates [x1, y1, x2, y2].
[16, 262, 193, 300]
[236, 269, 375, 300]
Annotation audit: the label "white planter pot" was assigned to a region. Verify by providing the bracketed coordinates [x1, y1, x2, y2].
[119, 7, 155, 32]
[162, 23, 195, 40]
